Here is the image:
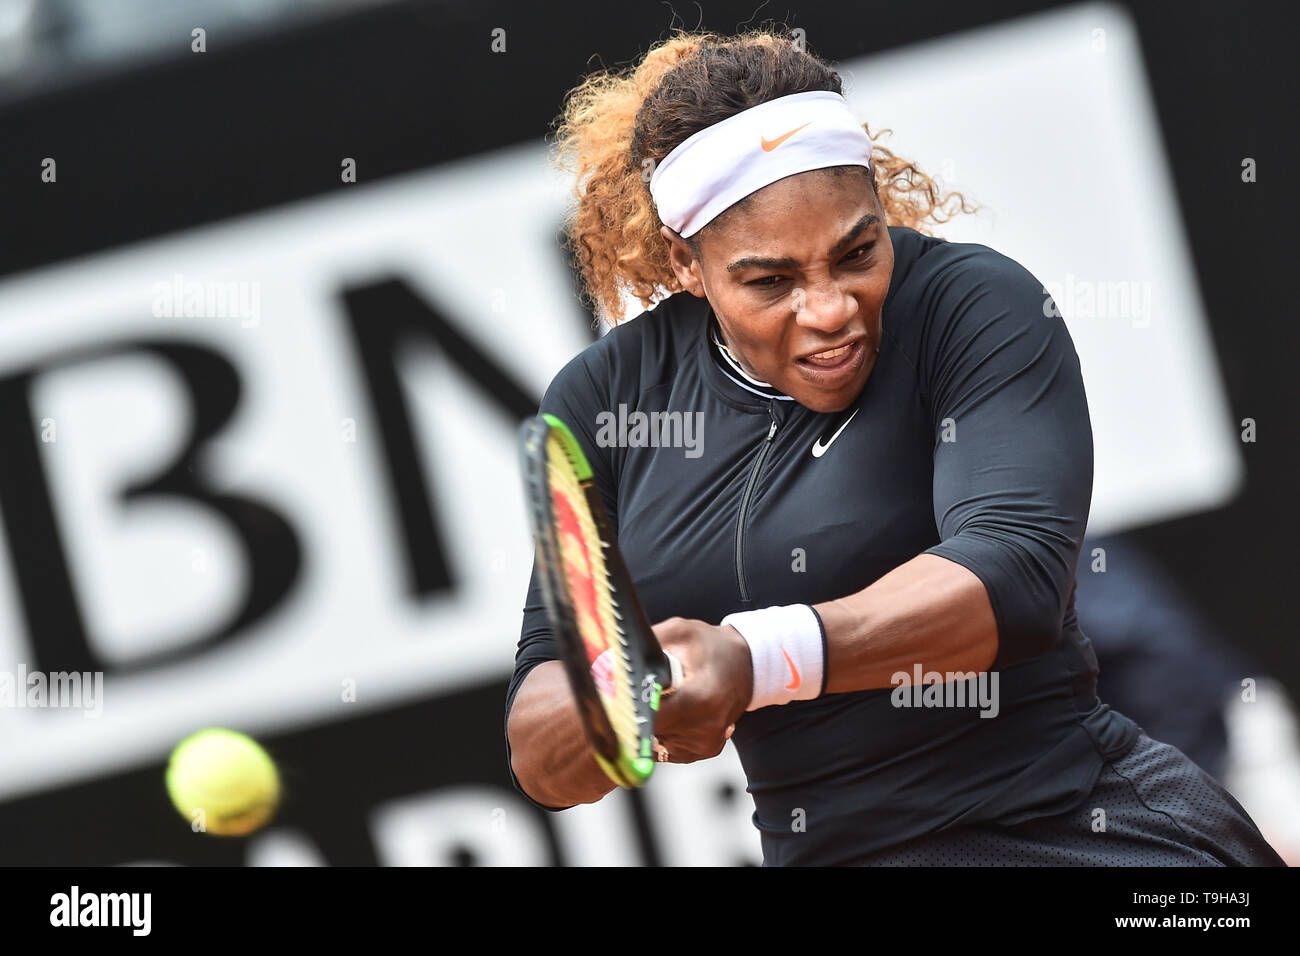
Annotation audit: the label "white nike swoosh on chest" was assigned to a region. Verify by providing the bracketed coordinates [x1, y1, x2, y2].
[811, 408, 859, 458]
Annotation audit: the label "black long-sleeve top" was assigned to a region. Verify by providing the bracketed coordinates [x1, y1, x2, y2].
[507, 225, 1140, 865]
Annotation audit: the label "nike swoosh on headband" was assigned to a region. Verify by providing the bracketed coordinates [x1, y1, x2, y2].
[811, 408, 859, 458]
[760, 121, 812, 152]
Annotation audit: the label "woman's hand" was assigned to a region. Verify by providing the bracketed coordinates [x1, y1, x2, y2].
[651, 616, 753, 763]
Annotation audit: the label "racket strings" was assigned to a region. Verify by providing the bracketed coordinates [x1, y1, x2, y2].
[546, 440, 640, 753]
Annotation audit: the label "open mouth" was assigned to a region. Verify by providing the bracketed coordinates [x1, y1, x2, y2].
[799, 342, 857, 368]
[795, 339, 866, 382]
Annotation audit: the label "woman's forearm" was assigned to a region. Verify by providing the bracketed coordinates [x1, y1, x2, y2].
[814, 553, 999, 694]
[507, 660, 619, 808]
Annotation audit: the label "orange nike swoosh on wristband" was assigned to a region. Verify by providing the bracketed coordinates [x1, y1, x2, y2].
[760, 121, 812, 152]
[782, 648, 801, 691]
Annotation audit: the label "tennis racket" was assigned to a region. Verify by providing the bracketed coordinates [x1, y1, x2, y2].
[518, 413, 683, 788]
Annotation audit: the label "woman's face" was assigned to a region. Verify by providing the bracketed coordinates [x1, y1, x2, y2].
[662, 168, 894, 413]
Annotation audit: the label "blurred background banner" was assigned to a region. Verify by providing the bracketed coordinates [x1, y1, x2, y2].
[0, 0, 1294, 864]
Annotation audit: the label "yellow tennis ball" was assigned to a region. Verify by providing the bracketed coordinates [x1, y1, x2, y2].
[166, 728, 280, 837]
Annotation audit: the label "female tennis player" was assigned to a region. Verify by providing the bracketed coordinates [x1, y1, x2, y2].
[505, 27, 1284, 866]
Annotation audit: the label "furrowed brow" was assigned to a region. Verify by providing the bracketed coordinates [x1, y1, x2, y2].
[725, 214, 881, 273]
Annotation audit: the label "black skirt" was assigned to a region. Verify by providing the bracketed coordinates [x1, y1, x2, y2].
[850, 732, 1286, 866]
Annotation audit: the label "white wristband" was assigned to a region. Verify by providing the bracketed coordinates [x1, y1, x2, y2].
[721, 604, 827, 711]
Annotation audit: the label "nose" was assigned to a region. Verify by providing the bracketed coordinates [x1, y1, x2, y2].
[792, 280, 858, 334]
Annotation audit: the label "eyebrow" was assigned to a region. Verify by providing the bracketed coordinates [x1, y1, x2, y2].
[725, 214, 881, 273]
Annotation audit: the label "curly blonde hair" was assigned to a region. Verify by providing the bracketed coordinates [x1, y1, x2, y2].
[549, 26, 975, 325]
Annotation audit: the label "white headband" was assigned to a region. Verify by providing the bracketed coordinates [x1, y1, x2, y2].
[648, 90, 874, 238]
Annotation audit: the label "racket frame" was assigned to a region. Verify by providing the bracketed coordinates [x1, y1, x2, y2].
[518, 413, 672, 788]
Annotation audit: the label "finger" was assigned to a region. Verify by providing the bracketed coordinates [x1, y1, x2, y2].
[653, 734, 710, 764]
[656, 732, 725, 760]
[663, 745, 709, 764]
[653, 690, 686, 734]
[650, 616, 688, 644]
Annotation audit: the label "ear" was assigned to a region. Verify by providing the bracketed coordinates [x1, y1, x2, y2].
[660, 225, 705, 297]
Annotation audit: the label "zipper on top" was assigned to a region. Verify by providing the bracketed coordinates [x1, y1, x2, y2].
[734, 404, 779, 604]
